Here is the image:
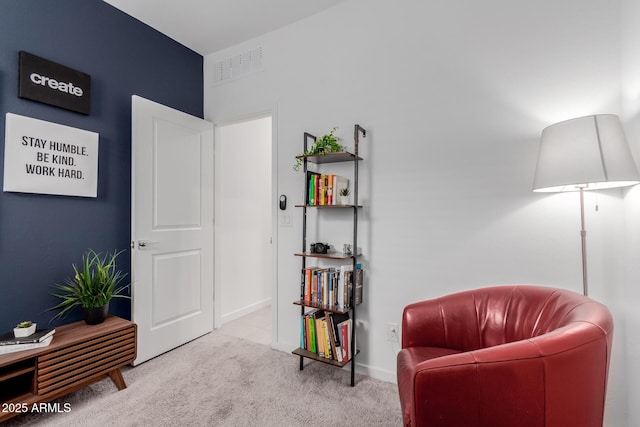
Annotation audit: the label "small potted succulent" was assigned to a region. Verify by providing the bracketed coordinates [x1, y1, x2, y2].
[14, 321, 36, 337]
[339, 187, 351, 205]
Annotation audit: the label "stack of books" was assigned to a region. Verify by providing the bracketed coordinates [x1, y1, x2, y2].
[300, 310, 353, 363]
[0, 328, 55, 355]
[301, 264, 364, 308]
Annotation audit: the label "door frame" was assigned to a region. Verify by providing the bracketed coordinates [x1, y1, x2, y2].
[212, 106, 278, 348]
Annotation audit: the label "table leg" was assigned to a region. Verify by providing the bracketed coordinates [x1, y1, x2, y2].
[107, 368, 127, 390]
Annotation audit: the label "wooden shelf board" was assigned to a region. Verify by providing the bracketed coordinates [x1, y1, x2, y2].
[296, 151, 362, 164]
[0, 365, 35, 382]
[292, 300, 352, 314]
[294, 252, 357, 260]
[4, 391, 37, 404]
[293, 348, 359, 368]
[295, 204, 362, 208]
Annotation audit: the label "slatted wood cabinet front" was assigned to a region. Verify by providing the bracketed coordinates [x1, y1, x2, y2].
[0, 316, 136, 422]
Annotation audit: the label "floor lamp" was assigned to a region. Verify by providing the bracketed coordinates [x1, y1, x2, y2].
[532, 114, 640, 296]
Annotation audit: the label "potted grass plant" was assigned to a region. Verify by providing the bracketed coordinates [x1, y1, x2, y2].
[48, 249, 129, 325]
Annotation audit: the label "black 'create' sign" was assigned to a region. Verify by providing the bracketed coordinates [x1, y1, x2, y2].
[18, 51, 91, 115]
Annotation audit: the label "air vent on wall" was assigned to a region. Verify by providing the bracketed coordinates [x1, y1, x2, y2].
[212, 46, 264, 85]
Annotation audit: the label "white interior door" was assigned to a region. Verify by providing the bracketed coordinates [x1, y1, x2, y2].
[131, 95, 214, 365]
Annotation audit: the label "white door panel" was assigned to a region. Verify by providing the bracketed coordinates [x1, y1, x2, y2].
[154, 120, 202, 228]
[151, 250, 202, 327]
[132, 95, 214, 365]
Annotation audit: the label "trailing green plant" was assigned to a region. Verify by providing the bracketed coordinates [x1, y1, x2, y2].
[16, 321, 33, 328]
[48, 249, 130, 321]
[293, 127, 345, 171]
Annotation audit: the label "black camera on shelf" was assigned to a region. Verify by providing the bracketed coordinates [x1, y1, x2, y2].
[310, 242, 330, 254]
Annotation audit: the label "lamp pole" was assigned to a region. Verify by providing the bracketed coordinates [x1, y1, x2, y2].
[579, 187, 588, 296]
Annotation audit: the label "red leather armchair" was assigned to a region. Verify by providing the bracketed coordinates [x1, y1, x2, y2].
[397, 285, 613, 427]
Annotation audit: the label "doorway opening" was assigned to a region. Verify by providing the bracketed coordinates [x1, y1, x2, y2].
[214, 115, 273, 345]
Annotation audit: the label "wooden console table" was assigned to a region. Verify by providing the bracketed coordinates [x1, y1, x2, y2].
[0, 315, 136, 422]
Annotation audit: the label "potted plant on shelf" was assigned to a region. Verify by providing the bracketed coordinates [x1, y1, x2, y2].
[14, 321, 36, 337]
[48, 249, 129, 325]
[293, 127, 345, 171]
[339, 187, 351, 205]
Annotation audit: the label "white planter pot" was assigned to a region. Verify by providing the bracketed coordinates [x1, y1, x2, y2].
[14, 323, 36, 337]
[339, 195, 351, 205]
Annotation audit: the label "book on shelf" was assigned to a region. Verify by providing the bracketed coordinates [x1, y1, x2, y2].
[338, 264, 352, 307]
[300, 315, 306, 350]
[322, 318, 333, 359]
[0, 328, 55, 346]
[304, 309, 325, 354]
[304, 315, 311, 351]
[319, 174, 324, 205]
[326, 312, 344, 362]
[315, 316, 325, 357]
[339, 318, 353, 362]
[309, 311, 318, 354]
[0, 335, 54, 355]
[355, 264, 364, 306]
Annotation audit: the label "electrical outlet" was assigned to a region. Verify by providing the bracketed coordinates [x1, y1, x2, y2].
[387, 322, 399, 343]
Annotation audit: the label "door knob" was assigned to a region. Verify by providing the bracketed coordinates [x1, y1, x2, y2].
[138, 241, 159, 249]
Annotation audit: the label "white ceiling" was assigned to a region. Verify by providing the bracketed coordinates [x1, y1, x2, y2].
[103, 0, 348, 55]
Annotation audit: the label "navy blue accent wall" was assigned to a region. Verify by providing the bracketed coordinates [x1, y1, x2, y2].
[0, 1, 203, 332]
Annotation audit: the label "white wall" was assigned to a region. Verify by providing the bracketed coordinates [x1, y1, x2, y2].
[205, 0, 632, 424]
[620, 1, 640, 425]
[215, 117, 272, 323]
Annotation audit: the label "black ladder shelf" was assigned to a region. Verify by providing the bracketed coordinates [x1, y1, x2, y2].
[293, 124, 366, 387]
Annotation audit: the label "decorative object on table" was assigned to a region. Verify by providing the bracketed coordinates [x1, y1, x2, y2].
[0, 336, 54, 355]
[293, 127, 345, 171]
[48, 249, 129, 325]
[2, 327, 55, 345]
[13, 321, 36, 337]
[0, 326, 55, 355]
[532, 114, 640, 295]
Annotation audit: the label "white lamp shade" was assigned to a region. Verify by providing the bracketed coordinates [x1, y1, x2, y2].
[533, 114, 640, 192]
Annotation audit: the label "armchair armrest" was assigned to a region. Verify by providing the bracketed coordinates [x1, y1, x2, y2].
[401, 294, 481, 350]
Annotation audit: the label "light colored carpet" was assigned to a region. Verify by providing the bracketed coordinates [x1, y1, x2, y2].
[6, 331, 402, 426]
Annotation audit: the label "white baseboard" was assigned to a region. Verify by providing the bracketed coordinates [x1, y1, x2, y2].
[354, 361, 397, 384]
[221, 298, 271, 324]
